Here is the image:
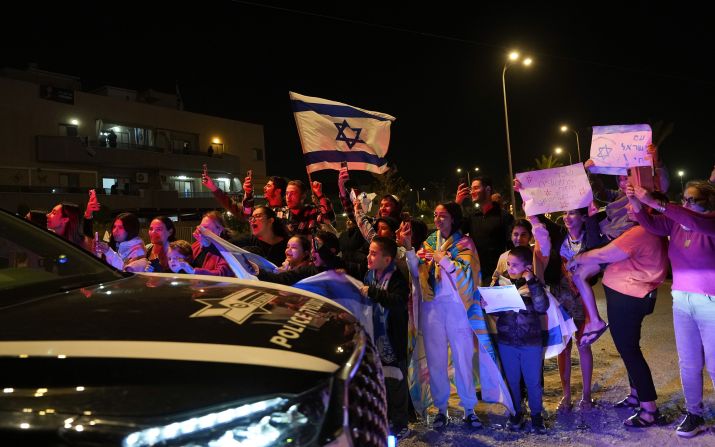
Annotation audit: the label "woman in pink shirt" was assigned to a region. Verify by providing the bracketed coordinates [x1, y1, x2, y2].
[627, 180, 715, 438]
[568, 201, 668, 428]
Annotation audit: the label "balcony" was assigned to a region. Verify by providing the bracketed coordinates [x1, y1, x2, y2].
[0, 187, 233, 217]
[36, 136, 240, 172]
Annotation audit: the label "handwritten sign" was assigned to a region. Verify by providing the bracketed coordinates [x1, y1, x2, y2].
[478, 285, 527, 313]
[589, 124, 652, 174]
[516, 163, 593, 215]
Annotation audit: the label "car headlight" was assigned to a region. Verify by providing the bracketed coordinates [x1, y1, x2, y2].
[122, 382, 331, 447]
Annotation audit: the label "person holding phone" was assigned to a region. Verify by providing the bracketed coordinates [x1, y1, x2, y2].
[95, 212, 148, 272]
[455, 176, 514, 286]
[202, 164, 289, 220]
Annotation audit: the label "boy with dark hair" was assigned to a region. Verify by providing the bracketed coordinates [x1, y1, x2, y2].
[491, 244, 550, 433]
[361, 236, 410, 439]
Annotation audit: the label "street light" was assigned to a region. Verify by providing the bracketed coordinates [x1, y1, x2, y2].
[503, 50, 533, 216]
[554, 146, 572, 164]
[411, 187, 427, 204]
[678, 170, 685, 192]
[560, 125, 582, 162]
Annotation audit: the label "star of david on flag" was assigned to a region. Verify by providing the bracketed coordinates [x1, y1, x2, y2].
[289, 91, 396, 174]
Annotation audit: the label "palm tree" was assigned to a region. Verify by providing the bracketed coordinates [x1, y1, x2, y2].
[533, 154, 564, 170]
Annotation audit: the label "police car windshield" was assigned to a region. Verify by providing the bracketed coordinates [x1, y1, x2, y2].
[0, 210, 122, 302]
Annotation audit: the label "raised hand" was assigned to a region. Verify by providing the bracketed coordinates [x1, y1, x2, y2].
[311, 181, 323, 198]
[455, 183, 469, 204]
[338, 167, 349, 197]
[202, 169, 218, 192]
[85, 189, 100, 219]
[243, 170, 253, 196]
[398, 221, 412, 250]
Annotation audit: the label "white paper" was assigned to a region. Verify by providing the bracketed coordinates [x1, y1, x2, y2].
[478, 285, 527, 313]
[516, 163, 593, 215]
[589, 124, 652, 173]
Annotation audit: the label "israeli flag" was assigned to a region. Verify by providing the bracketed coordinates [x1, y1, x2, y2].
[289, 91, 396, 174]
[294, 270, 374, 339]
[543, 288, 578, 359]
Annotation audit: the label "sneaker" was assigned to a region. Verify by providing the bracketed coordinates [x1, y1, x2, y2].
[463, 413, 483, 429]
[676, 413, 706, 438]
[432, 412, 449, 430]
[506, 413, 525, 431]
[531, 414, 547, 434]
[394, 425, 411, 440]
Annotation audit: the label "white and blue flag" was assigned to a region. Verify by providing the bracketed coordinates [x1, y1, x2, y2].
[289, 91, 396, 174]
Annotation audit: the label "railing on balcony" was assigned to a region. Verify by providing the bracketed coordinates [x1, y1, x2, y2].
[90, 140, 222, 158]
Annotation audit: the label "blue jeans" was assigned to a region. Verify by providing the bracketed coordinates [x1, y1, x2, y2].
[498, 343, 544, 416]
[672, 290, 715, 417]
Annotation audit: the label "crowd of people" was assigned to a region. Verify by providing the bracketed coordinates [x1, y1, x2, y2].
[22, 154, 715, 440]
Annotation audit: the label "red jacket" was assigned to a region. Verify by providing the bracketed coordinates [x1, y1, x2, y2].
[191, 242, 233, 277]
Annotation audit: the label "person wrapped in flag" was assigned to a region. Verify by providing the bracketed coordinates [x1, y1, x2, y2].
[402, 202, 495, 430]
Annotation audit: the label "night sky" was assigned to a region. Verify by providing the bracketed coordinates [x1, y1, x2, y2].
[5, 1, 713, 197]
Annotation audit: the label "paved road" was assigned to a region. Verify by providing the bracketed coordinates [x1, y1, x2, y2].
[399, 280, 715, 446]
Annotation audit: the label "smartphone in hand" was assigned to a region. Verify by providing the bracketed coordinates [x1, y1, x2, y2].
[340, 161, 348, 169]
[246, 169, 253, 179]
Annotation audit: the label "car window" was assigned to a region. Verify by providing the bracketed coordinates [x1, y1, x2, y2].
[0, 211, 123, 300]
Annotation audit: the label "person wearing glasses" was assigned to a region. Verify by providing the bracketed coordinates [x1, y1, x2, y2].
[626, 180, 715, 438]
[233, 206, 288, 267]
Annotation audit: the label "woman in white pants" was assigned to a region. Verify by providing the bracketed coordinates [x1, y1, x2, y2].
[402, 202, 482, 430]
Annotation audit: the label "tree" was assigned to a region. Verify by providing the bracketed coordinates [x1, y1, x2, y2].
[369, 163, 411, 209]
[533, 154, 564, 170]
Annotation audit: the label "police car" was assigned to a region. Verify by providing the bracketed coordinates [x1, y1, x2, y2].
[0, 210, 388, 446]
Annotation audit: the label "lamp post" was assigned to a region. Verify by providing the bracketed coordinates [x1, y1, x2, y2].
[503, 51, 532, 216]
[554, 146, 572, 164]
[410, 187, 427, 205]
[678, 170, 685, 193]
[457, 167, 480, 186]
[560, 125, 582, 162]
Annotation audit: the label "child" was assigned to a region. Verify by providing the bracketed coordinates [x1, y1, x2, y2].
[360, 236, 410, 439]
[167, 240, 194, 274]
[492, 245, 549, 433]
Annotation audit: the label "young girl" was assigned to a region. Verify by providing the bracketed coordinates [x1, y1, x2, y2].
[96, 212, 147, 272]
[167, 240, 194, 274]
[492, 245, 549, 433]
[277, 235, 312, 272]
[531, 208, 600, 411]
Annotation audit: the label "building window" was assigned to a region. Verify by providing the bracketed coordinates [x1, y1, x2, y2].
[103, 177, 118, 195]
[254, 148, 264, 161]
[59, 173, 80, 188]
[59, 123, 79, 137]
[174, 179, 194, 197]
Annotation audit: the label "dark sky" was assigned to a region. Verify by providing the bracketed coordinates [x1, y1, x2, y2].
[4, 1, 713, 195]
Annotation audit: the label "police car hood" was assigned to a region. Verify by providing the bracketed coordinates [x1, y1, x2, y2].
[0, 273, 358, 421]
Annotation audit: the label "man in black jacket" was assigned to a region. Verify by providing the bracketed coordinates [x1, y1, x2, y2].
[360, 236, 410, 439]
[456, 176, 514, 285]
